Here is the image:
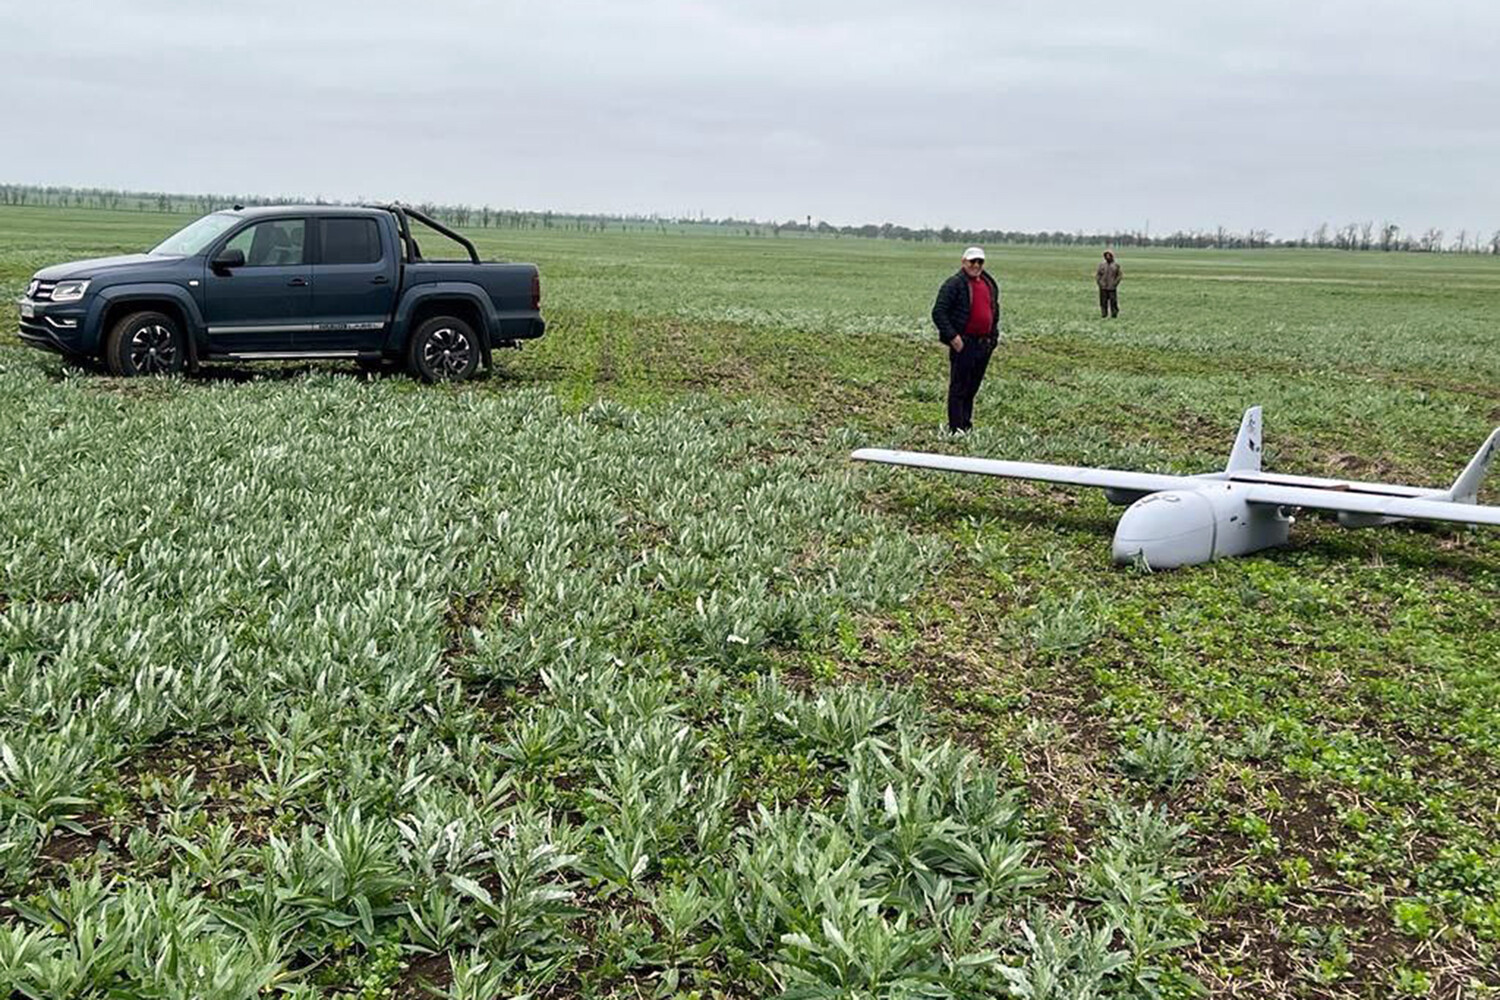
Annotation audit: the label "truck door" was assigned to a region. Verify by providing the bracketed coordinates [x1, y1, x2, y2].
[304, 216, 397, 352]
[201, 217, 311, 355]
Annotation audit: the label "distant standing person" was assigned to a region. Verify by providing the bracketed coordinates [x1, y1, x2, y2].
[931, 246, 1001, 434]
[1096, 250, 1122, 317]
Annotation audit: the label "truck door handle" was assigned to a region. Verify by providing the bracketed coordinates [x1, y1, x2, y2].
[371, 276, 390, 285]
[287, 277, 308, 287]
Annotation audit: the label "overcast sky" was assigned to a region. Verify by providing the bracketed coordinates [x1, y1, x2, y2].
[4, 0, 1498, 239]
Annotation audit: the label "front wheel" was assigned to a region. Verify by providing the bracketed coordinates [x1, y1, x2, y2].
[406, 316, 479, 383]
[104, 311, 186, 376]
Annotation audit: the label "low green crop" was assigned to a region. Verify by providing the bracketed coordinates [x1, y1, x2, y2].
[4, 205, 1499, 995]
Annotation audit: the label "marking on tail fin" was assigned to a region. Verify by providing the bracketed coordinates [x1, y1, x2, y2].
[1226, 406, 1263, 473]
[1449, 428, 1500, 503]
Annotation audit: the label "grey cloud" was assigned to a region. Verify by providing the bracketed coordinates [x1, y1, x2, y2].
[3, 0, 1496, 236]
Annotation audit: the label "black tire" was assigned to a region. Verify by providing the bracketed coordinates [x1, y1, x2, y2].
[406, 316, 480, 383]
[104, 310, 186, 377]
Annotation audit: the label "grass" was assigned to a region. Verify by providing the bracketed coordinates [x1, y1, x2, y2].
[1, 204, 1499, 998]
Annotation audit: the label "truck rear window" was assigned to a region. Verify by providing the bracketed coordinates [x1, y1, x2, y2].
[320, 219, 382, 265]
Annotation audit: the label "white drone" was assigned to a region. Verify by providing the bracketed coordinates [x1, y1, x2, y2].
[853, 407, 1500, 568]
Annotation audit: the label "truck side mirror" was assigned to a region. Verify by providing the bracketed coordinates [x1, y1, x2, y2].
[212, 247, 246, 270]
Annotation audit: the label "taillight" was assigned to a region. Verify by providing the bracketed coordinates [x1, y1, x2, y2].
[530, 272, 541, 310]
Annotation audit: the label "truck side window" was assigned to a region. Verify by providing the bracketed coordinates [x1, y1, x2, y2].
[224, 220, 306, 267]
[320, 219, 382, 265]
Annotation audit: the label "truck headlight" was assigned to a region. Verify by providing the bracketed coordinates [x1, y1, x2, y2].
[50, 280, 91, 303]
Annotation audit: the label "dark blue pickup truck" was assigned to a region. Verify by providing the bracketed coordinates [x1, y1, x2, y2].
[15, 204, 544, 381]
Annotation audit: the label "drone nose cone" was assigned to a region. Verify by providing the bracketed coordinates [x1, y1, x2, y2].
[1112, 490, 1216, 568]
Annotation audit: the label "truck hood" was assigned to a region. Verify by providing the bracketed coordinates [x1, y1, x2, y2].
[35, 254, 184, 281]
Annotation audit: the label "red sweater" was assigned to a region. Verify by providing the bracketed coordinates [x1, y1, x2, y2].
[963, 275, 993, 336]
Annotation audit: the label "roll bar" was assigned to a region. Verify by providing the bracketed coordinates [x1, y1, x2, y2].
[364, 202, 481, 264]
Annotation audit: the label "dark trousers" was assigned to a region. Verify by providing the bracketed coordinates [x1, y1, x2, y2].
[946, 337, 994, 432]
[1099, 287, 1119, 317]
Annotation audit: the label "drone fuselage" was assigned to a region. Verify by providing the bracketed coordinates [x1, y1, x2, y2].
[1112, 483, 1293, 568]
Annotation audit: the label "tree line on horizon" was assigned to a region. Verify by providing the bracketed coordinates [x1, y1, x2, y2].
[3, 182, 1497, 255]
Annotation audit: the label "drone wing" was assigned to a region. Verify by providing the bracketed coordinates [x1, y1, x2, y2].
[1226, 471, 1433, 498]
[851, 448, 1193, 494]
[1243, 484, 1500, 527]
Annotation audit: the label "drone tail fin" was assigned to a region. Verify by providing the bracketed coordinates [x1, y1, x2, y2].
[1446, 428, 1500, 503]
[1226, 406, 1263, 474]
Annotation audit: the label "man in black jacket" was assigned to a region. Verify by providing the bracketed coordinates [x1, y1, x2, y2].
[931, 246, 1001, 433]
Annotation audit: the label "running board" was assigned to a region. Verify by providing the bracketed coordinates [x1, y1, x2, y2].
[217, 351, 362, 361]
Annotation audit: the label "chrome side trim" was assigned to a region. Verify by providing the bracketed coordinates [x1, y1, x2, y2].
[205, 322, 385, 333]
[205, 324, 316, 334]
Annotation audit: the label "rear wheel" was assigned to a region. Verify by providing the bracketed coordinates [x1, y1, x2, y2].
[104, 311, 186, 376]
[406, 316, 479, 383]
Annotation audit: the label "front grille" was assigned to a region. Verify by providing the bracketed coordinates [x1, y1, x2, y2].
[32, 280, 57, 301]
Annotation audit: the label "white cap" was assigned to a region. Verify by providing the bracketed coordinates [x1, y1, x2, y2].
[962, 246, 985, 261]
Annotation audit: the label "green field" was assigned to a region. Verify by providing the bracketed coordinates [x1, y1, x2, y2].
[2, 204, 1499, 999]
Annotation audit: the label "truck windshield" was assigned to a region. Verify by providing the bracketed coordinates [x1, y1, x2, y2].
[149, 213, 240, 256]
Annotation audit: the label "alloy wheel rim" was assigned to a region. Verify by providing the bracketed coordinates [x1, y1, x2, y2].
[128, 325, 177, 374]
[422, 327, 472, 379]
